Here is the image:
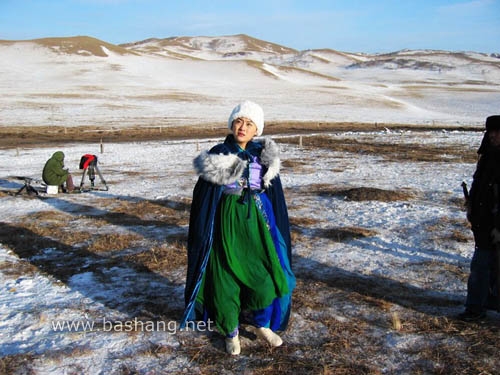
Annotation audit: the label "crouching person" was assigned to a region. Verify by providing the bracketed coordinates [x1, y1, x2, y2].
[42, 151, 76, 193]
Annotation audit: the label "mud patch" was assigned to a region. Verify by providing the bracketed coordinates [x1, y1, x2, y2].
[298, 184, 414, 202]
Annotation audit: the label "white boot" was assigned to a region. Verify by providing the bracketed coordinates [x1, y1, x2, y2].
[225, 335, 241, 355]
[256, 327, 283, 347]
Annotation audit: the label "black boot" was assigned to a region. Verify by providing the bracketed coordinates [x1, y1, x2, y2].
[457, 307, 486, 322]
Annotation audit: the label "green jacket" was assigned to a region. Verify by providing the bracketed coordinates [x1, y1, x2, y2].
[42, 151, 69, 186]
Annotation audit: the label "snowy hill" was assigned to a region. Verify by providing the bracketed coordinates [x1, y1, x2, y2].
[120, 34, 298, 60]
[0, 34, 499, 128]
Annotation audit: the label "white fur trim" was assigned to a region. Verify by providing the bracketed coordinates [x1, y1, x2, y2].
[260, 138, 280, 187]
[194, 151, 247, 185]
[193, 137, 281, 187]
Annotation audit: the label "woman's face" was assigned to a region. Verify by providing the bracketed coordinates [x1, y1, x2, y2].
[489, 129, 500, 148]
[231, 117, 257, 148]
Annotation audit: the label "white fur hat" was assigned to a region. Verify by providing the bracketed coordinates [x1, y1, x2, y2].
[227, 100, 264, 136]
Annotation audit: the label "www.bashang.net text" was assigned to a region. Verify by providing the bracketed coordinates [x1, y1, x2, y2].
[51, 317, 214, 334]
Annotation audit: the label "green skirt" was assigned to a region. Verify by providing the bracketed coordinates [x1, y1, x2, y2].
[197, 193, 289, 335]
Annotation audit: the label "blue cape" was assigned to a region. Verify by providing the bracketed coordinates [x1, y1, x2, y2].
[180, 135, 292, 330]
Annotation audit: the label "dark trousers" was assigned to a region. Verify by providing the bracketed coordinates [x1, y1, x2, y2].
[465, 246, 499, 311]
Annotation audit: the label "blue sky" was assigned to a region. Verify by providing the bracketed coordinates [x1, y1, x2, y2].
[0, 0, 499, 53]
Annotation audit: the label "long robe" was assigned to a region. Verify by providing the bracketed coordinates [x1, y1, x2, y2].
[180, 135, 294, 333]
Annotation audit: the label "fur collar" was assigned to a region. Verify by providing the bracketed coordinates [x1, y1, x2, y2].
[193, 137, 280, 188]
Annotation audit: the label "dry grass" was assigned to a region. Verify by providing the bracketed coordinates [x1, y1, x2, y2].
[101, 197, 191, 226]
[31, 36, 133, 57]
[280, 133, 478, 163]
[426, 216, 473, 246]
[275, 65, 341, 82]
[21, 211, 94, 245]
[124, 242, 187, 274]
[177, 283, 378, 375]
[0, 194, 191, 286]
[0, 256, 39, 280]
[87, 232, 143, 253]
[0, 354, 36, 375]
[395, 315, 500, 374]
[2, 126, 499, 375]
[293, 183, 414, 202]
[289, 216, 322, 227]
[314, 226, 378, 241]
[0, 122, 481, 150]
[132, 92, 215, 102]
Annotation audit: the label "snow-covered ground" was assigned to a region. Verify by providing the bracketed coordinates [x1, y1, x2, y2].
[0, 128, 495, 374]
[1, 35, 500, 374]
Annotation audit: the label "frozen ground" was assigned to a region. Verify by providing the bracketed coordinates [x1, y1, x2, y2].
[1, 129, 499, 374]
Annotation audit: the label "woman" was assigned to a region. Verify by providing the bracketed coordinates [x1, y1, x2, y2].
[181, 101, 295, 355]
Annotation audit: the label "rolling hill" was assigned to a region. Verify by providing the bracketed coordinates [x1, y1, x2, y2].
[0, 34, 499, 128]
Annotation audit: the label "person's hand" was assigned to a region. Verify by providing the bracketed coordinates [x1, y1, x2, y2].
[491, 228, 500, 244]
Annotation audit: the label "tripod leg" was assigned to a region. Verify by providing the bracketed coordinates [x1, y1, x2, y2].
[16, 184, 27, 195]
[27, 184, 39, 195]
[95, 165, 108, 190]
[15, 182, 38, 196]
[80, 168, 88, 189]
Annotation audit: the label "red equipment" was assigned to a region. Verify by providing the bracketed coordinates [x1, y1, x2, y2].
[79, 154, 108, 191]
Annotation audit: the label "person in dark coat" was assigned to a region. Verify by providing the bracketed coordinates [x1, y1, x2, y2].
[180, 101, 295, 355]
[42, 151, 75, 192]
[460, 115, 500, 321]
